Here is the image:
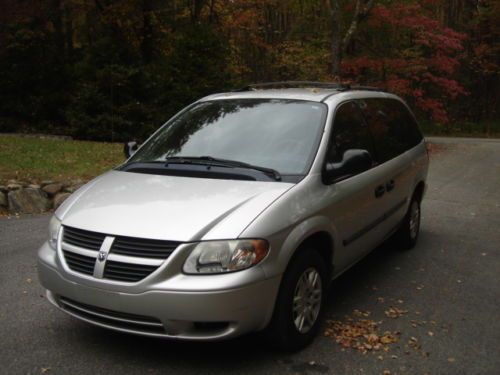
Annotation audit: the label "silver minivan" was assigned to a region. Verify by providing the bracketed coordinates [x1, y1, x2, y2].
[38, 82, 428, 350]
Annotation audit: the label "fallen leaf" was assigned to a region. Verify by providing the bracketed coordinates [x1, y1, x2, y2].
[353, 309, 371, 318]
[448, 357, 456, 363]
[428, 331, 434, 337]
[380, 333, 399, 344]
[385, 307, 408, 319]
[366, 333, 379, 344]
[41, 368, 51, 374]
[325, 316, 400, 353]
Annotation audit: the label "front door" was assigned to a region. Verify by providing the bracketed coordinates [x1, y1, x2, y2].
[321, 101, 390, 273]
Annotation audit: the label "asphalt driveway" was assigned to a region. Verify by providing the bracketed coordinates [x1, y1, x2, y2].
[1, 137, 499, 375]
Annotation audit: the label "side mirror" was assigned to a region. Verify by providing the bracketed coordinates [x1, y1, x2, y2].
[323, 149, 373, 184]
[124, 141, 139, 159]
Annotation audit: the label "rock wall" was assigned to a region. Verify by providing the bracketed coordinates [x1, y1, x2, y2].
[0, 180, 85, 214]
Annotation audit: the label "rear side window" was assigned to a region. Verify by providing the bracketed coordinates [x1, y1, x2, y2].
[358, 98, 423, 163]
[326, 101, 376, 163]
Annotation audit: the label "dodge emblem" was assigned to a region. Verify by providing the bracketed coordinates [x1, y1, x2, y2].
[98, 251, 107, 262]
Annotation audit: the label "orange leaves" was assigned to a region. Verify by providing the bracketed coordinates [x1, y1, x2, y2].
[324, 316, 401, 353]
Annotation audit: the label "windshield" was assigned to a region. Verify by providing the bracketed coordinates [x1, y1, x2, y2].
[129, 99, 327, 176]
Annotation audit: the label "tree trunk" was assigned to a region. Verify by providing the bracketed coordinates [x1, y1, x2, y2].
[192, 0, 206, 23]
[51, 0, 65, 54]
[343, 0, 374, 49]
[326, 0, 375, 78]
[141, 0, 154, 63]
[63, 3, 74, 59]
[326, 0, 342, 77]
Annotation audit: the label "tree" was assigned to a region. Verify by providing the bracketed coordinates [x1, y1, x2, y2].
[342, 2, 467, 123]
[324, 0, 375, 77]
[0, 0, 497, 138]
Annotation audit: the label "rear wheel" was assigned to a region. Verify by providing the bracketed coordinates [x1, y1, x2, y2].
[266, 249, 327, 351]
[395, 195, 421, 249]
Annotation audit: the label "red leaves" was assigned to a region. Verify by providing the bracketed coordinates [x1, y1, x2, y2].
[342, 2, 468, 124]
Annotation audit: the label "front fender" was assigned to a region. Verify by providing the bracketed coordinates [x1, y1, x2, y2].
[256, 215, 339, 279]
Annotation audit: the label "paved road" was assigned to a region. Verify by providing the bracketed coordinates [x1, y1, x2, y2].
[1, 138, 499, 375]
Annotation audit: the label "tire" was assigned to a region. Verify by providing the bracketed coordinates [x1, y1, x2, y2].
[266, 248, 327, 352]
[395, 194, 421, 250]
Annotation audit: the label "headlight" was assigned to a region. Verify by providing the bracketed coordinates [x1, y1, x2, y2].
[183, 239, 269, 274]
[48, 216, 62, 250]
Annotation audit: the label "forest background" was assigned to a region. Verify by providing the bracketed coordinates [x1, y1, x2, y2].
[1, 0, 498, 142]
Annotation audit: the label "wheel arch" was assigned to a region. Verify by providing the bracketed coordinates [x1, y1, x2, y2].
[413, 180, 426, 202]
[276, 216, 337, 280]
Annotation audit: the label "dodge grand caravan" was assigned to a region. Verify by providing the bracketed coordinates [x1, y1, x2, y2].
[38, 82, 428, 350]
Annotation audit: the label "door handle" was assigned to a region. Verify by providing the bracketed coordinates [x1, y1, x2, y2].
[375, 185, 386, 198]
[386, 179, 395, 192]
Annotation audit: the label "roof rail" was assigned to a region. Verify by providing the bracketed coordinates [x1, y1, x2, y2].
[349, 85, 383, 92]
[233, 81, 381, 92]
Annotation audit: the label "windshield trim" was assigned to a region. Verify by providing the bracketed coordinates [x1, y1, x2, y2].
[124, 98, 329, 182]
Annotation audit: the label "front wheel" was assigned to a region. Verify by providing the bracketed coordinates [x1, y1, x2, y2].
[266, 249, 327, 351]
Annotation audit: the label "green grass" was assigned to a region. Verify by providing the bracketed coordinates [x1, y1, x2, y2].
[1, 123, 498, 185]
[0, 135, 124, 184]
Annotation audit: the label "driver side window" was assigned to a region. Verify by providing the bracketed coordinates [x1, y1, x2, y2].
[326, 101, 376, 164]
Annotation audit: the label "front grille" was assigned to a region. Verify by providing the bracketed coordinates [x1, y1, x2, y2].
[104, 260, 158, 282]
[60, 226, 181, 282]
[63, 226, 106, 251]
[59, 297, 165, 334]
[63, 250, 95, 276]
[111, 236, 180, 259]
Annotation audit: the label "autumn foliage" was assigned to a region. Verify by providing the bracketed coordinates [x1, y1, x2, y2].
[0, 0, 498, 140]
[344, 3, 468, 123]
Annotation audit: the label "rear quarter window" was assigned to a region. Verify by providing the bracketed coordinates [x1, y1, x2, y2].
[357, 98, 423, 163]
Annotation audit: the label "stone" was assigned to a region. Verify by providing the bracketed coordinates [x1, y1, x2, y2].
[28, 184, 41, 189]
[0, 185, 6, 193]
[8, 188, 51, 214]
[0, 191, 6, 207]
[8, 179, 27, 187]
[41, 180, 54, 187]
[42, 183, 63, 196]
[54, 192, 71, 209]
[7, 183, 22, 191]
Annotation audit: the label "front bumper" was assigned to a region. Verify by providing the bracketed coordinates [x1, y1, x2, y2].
[38, 242, 281, 340]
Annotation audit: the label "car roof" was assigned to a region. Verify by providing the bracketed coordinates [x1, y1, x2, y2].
[201, 88, 342, 103]
[200, 81, 391, 103]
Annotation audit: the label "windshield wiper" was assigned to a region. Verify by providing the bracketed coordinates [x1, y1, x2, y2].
[164, 156, 282, 181]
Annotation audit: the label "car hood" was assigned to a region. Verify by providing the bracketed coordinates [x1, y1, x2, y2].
[56, 170, 294, 242]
